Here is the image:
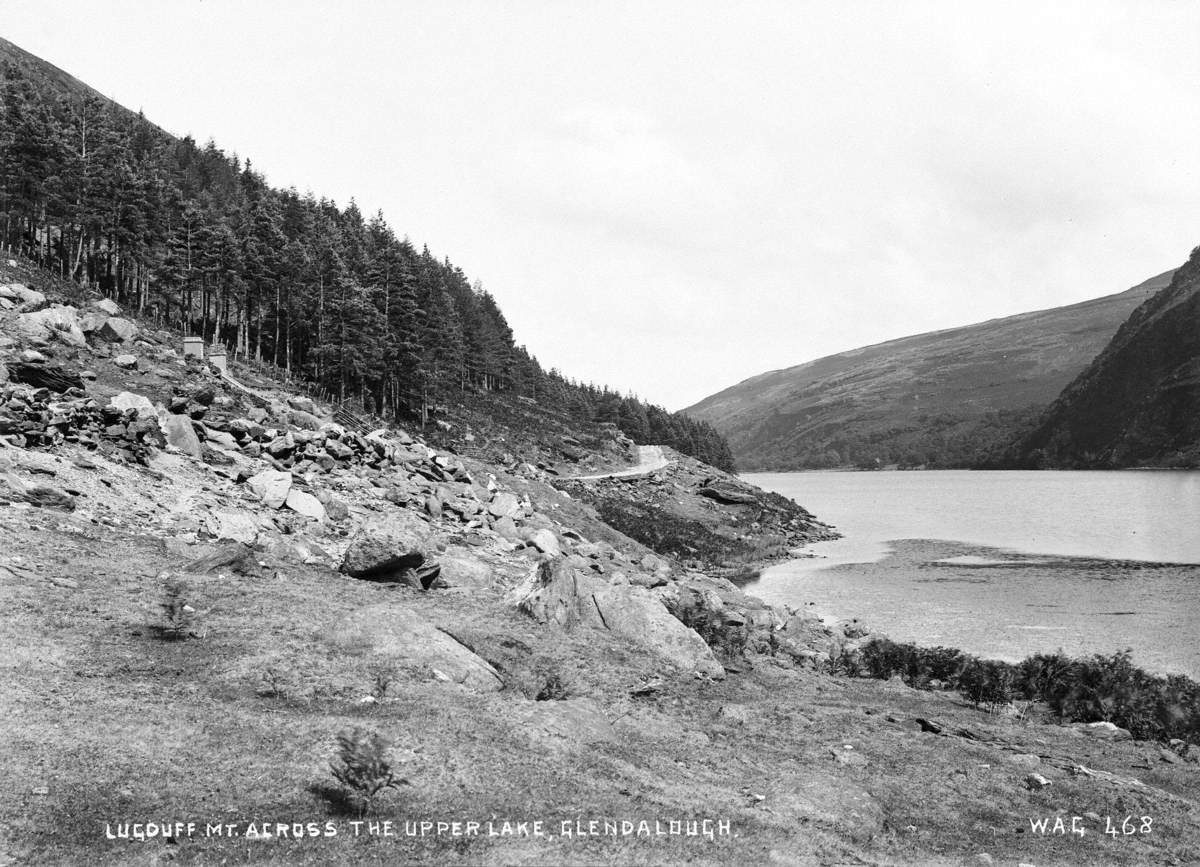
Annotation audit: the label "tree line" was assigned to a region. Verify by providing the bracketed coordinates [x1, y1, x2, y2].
[0, 59, 734, 471]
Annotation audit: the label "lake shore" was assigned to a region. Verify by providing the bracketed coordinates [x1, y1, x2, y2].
[750, 538, 1200, 680]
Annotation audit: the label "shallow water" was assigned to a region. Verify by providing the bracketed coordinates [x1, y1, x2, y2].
[744, 470, 1200, 677]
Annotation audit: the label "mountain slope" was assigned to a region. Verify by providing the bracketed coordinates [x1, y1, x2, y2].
[0, 35, 124, 111]
[685, 271, 1174, 470]
[0, 36, 734, 471]
[1012, 247, 1200, 468]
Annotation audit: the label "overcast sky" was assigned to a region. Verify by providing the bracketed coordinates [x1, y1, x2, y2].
[4, 1, 1200, 409]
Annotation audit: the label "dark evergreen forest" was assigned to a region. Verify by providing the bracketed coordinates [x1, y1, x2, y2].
[0, 54, 734, 471]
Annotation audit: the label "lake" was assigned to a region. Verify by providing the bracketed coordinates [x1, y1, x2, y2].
[743, 470, 1200, 678]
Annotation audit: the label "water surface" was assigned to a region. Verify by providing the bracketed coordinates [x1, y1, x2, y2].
[744, 470, 1200, 677]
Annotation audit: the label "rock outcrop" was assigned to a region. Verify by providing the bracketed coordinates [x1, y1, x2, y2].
[513, 560, 725, 678]
[330, 604, 503, 693]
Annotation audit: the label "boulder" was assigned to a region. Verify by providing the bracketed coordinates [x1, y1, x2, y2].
[488, 491, 521, 518]
[697, 479, 759, 505]
[246, 469, 292, 509]
[108, 391, 156, 419]
[329, 604, 502, 693]
[590, 584, 725, 678]
[285, 488, 326, 521]
[339, 513, 435, 581]
[160, 413, 203, 458]
[287, 395, 316, 414]
[526, 528, 562, 557]
[206, 429, 239, 450]
[494, 515, 521, 541]
[514, 560, 724, 678]
[93, 298, 121, 316]
[437, 549, 496, 590]
[1074, 721, 1132, 741]
[79, 311, 108, 333]
[324, 497, 350, 521]
[0, 284, 46, 309]
[514, 560, 608, 628]
[204, 509, 261, 544]
[7, 362, 83, 392]
[98, 317, 137, 342]
[15, 305, 86, 347]
[114, 355, 138, 370]
[289, 409, 323, 430]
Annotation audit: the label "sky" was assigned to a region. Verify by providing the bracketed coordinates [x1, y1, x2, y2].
[4, 1, 1200, 410]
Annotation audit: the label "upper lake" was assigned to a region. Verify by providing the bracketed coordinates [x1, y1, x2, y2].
[743, 470, 1200, 677]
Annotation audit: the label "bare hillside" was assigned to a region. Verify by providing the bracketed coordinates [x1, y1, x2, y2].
[686, 271, 1174, 470]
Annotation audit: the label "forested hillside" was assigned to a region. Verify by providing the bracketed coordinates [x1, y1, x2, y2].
[0, 36, 733, 471]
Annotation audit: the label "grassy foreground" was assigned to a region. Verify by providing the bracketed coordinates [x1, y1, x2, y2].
[1, 444, 1198, 866]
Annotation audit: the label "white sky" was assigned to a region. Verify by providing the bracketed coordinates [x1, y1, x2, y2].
[4, 1, 1199, 410]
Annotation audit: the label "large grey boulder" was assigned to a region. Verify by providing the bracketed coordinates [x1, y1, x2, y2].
[289, 409, 323, 430]
[160, 413, 203, 458]
[339, 512, 436, 581]
[488, 491, 520, 518]
[514, 560, 724, 678]
[204, 509, 261, 544]
[330, 604, 502, 693]
[526, 528, 562, 558]
[285, 488, 326, 521]
[15, 305, 86, 346]
[79, 311, 108, 333]
[246, 469, 292, 509]
[93, 298, 121, 316]
[98, 317, 137, 342]
[108, 391, 156, 419]
[0, 284, 46, 309]
[436, 549, 495, 590]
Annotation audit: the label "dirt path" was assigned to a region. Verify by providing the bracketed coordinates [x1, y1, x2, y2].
[570, 444, 671, 480]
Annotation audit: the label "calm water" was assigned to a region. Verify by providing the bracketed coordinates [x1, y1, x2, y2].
[744, 470, 1200, 677]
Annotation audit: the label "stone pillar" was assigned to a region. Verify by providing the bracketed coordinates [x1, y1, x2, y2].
[208, 351, 227, 374]
[183, 336, 205, 359]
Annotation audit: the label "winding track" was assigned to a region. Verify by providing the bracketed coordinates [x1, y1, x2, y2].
[570, 445, 671, 480]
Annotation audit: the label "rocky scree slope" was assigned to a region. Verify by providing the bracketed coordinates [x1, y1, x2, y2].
[685, 271, 1173, 470]
[0, 258, 852, 682]
[1011, 247, 1200, 468]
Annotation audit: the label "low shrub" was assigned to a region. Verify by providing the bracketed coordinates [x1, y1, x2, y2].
[855, 638, 1200, 743]
[329, 728, 406, 814]
[153, 573, 202, 639]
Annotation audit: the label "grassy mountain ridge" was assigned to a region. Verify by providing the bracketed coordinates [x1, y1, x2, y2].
[685, 270, 1174, 470]
[1011, 246, 1200, 468]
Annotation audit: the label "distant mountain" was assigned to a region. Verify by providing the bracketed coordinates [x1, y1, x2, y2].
[684, 271, 1174, 470]
[1011, 248, 1200, 468]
